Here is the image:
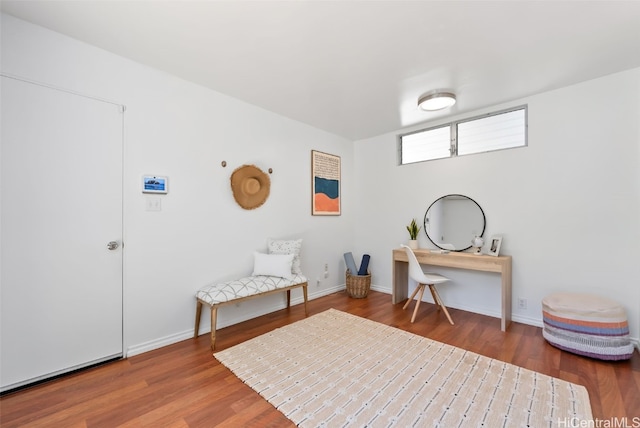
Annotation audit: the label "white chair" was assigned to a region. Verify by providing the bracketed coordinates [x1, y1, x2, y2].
[401, 244, 454, 324]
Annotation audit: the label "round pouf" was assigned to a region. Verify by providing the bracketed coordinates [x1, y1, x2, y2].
[542, 292, 633, 360]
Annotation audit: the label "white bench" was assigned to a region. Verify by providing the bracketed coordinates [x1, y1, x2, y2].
[194, 274, 308, 350]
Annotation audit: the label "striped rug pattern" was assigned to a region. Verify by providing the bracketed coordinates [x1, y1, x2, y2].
[215, 309, 592, 427]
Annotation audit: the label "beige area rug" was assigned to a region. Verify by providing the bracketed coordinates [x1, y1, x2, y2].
[214, 309, 592, 427]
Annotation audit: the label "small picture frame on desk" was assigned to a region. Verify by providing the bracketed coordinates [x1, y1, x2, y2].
[488, 236, 503, 256]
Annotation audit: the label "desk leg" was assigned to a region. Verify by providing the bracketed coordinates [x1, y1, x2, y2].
[501, 262, 512, 331]
[392, 260, 409, 304]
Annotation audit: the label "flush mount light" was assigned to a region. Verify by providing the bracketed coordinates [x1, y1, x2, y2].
[418, 91, 456, 111]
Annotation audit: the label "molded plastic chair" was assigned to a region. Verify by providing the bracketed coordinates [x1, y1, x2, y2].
[401, 244, 454, 324]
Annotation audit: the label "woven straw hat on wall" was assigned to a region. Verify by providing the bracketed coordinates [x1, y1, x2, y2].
[230, 164, 270, 210]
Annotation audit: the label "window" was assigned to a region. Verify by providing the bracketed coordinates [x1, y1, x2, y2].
[399, 106, 527, 164]
[400, 125, 450, 164]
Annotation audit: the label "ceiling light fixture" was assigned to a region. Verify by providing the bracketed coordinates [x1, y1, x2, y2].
[418, 91, 456, 111]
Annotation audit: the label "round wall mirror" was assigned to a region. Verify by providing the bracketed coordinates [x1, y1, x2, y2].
[423, 194, 486, 251]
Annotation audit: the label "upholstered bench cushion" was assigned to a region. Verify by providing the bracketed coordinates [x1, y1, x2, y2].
[542, 292, 633, 360]
[196, 274, 308, 306]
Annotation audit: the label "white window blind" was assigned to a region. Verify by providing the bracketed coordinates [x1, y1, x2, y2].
[400, 125, 450, 164]
[399, 106, 527, 165]
[457, 108, 526, 155]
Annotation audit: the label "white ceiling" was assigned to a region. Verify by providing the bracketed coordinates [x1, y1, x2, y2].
[2, 1, 640, 140]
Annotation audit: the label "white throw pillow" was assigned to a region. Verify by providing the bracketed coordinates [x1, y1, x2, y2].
[267, 238, 303, 275]
[252, 252, 295, 279]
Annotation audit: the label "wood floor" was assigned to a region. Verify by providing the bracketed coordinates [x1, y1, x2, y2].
[1, 290, 639, 427]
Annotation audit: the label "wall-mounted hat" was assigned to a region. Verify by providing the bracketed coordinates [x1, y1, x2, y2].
[230, 164, 271, 210]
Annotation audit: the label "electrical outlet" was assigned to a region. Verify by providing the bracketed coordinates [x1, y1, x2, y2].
[324, 263, 328, 271]
[518, 298, 527, 309]
[316, 278, 320, 286]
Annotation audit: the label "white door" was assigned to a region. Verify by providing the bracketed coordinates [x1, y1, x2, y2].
[0, 76, 123, 392]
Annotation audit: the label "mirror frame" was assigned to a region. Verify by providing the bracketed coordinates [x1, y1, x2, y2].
[423, 194, 486, 252]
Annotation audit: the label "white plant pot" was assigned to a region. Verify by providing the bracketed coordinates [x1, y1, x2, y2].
[408, 240, 418, 250]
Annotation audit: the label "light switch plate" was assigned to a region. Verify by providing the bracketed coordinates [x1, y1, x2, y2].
[145, 196, 161, 211]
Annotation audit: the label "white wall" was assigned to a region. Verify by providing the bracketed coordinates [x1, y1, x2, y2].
[354, 68, 640, 342]
[3, 13, 639, 354]
[1, 14, 355, 355]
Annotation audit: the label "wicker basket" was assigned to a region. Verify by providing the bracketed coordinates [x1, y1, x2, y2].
[345, 270, 371, 298]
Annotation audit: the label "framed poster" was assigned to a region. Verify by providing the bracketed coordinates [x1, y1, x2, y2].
[311, 150, 341, 215]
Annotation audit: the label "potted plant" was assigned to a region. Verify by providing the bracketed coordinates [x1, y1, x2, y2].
[406, 219, 421, 249]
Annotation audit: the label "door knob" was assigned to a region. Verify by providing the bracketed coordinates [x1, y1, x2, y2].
[107, 241, 119, 250]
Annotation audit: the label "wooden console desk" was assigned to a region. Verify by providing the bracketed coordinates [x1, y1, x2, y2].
[392, 248, 512, 331]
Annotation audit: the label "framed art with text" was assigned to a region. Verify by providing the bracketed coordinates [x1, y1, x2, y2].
[311, 150, 341, 216]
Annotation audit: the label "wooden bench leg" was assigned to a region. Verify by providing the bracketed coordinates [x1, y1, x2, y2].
[302, 284, 309, 316]
[210, 306, 218, 351]
[286, 289, 291, 308]
[194, 300, 203, 338]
